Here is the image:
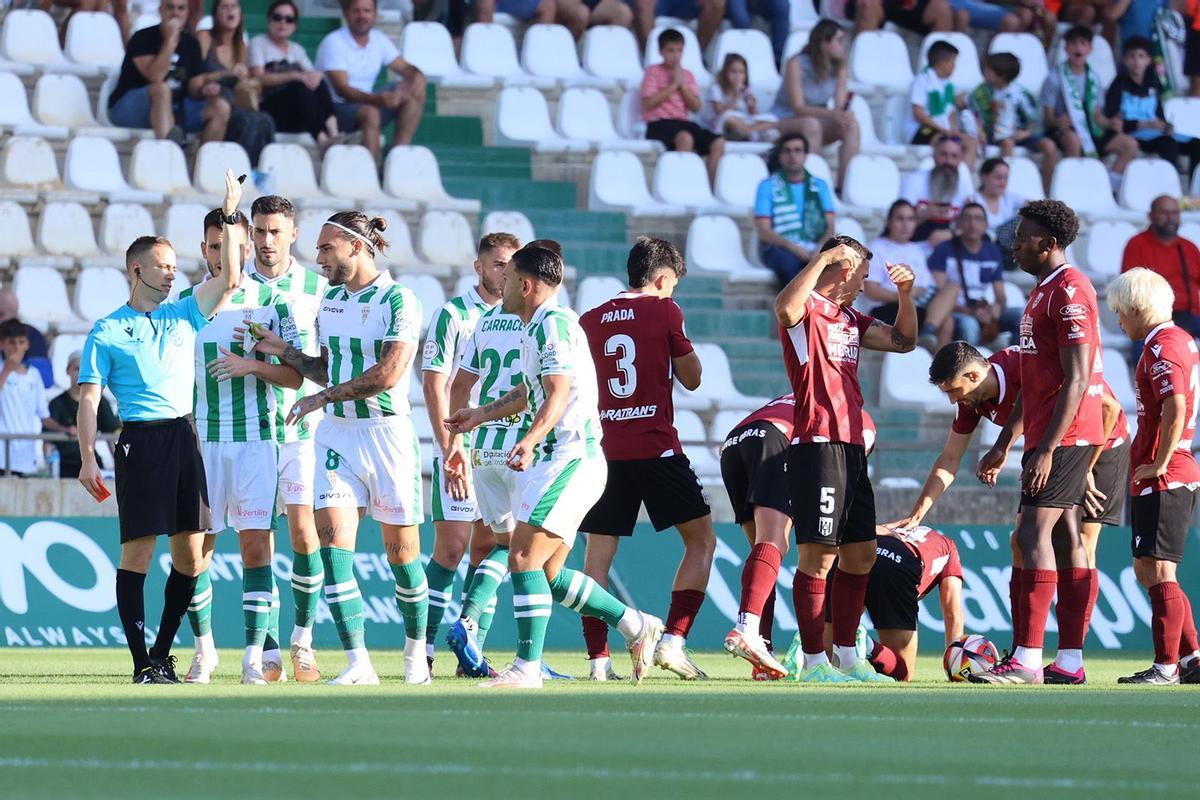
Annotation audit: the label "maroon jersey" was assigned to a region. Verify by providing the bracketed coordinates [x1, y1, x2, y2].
[1131, 322, 1200, 494]
[952, 346, 1021, 434]
[580, 291, 693, 461]
[1103, 383, 1129, 449]
[1018, 265, 1104, 450]
[780, 292, 876, 446]
[886, 527, 964, 599]
[734, 393, 875, 448]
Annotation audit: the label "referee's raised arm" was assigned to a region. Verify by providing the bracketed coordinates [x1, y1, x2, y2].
[193, 169, 245, 318]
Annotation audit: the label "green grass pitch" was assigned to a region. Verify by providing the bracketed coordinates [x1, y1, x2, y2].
[1, 649, 1197, 799]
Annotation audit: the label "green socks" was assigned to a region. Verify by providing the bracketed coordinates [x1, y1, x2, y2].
[550, 567, 628, 627]
[321, 546, 365, 651]
[464, 545, 509, 648]
[187, 568, 213, 637]
[264, 583, 281, 652]
[512, 570, 553, 662]
[392, 561, 429, 642]
[424, 559, 456, 645]
[291, 550, 323, 630]
[243, 566, 273, 648]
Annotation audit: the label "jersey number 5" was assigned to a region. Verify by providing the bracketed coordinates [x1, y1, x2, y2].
[604, 334, 637, 398]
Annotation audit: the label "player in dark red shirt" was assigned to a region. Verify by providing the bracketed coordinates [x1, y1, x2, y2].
[891, 340, 1129, 683]
[577, 237, 714, 682]
[1109, 268, 1200, 684]
[971, 200, 1101, 685]
[764, 236, 917, 683]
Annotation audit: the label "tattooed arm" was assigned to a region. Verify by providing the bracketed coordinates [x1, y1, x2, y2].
[444, 384, 529, 434]
[286, 340, 414, 424]
[279, 343, 329, 385]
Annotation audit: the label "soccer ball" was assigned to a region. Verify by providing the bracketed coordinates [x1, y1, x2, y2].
[943, 634, 1000, 682]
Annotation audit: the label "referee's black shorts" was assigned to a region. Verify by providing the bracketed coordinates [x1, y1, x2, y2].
[114, 415, 211, 543]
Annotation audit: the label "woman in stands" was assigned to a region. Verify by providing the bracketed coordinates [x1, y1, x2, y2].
[196, 0, 276, 164]
[773, 19, 859, 193]
[964, 158, 1026, 238]
[248, 0, 341, 151]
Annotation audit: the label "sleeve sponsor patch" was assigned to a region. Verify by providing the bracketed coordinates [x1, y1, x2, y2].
[1059, 303, 1088, 319]
[1151, 360, 1173, 377]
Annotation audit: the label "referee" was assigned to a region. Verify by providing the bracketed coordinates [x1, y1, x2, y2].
[77, 170, 245, 684]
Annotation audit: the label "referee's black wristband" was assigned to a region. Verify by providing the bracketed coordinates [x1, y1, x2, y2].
[221, 211, 239, 225]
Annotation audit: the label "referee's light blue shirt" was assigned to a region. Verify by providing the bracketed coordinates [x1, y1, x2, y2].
[78, 296, 210, 422]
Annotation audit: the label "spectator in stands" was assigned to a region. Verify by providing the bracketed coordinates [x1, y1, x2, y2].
[901, 134, 970, 245]
[1041, 25, 1137, 194]
[635, 0, 725, 51]
[316, 0, 427, 162]
[846, 0, 961, 35]
[108, 0, 231, 146]
[1121, 194, 1200, 335]
[1100, 36, 1200, 169]
[928, 202, 1020, 345]
[47, 351, 119, 479]
[754, 132, 836, 284]
[774, 19, 859, 192]
[475, 0, 589, 39]
[0, 320, 55, 477]
[865, 200, 958, 351]
[705, 54, 780, 142]
[968, 52, 1041, 159]
[725, 0, 790, 64]
[39, 0, 131, 43]
[641, 28, 725, 185]
[196, 0, 276, 165]
[946, 0, 1028, 33]
[907, 40, 976, 166]
[1106, 0, 1165, 48]
[249, 1, 341, 152]
[1187, 2, 1200, 97]
[0, 290, 48, 362]
[965, 157, 1026, 238]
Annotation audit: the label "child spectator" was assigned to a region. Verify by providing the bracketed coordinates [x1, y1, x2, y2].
[704, 53, 780, 142]
[968, 52, 1041, 157]
[641, 28, 725, 184]
[47, 351, 120, 479]
[907, 40, 977, 164]
[0, 320, 58, 477]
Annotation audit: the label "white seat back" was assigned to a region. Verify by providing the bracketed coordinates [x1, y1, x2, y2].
[14, 265, 73, 327]
[64, 135, 130, 193]
[575, 275, 624, 314]
[321, 144, 386, 200]
[363, 208, 420, 270]
[63, 12, 125, 70]
[988, 33, 1047, 95]
[130, 139, 192, 194]
[163, 203, 210, 260]
[521, 24, 585, 80]
[1102, 348, 1137, 412]
[783, 29, 810, 64]
[258, 143, 322, 199]
[589, 150, 655, 209]
[418, 210, 476, 268]
[49, 334, 88, 388]
[849, 31, 913, 91]
[557, 87, 620, 142]
[652, 151, 719, 206]
[194, 141, 252, 196]
[383, 145, 450, 202]
[843, 154, 901, 210]
[33, 73, 97, 127]
[1, 135, 59, 188]
[402, 273, 447, 332]
[1050, 158, 1118, 215]
[712, 29, 782, 99]
[685, 215, 754, 273]
[75, 266, 130, 323]
[461, 23, 525, 80]
[0, 201, 35, 257]
[0, 73, 37, 127]
[880, 348, 946, 410]
[581, 25, 642, 84]
[38, 201, 98, 257]
[399, 21, 464, 79]
[1, 10, 67, 67]
[714, 152, 768, 209]
[1084, 220, 1137, 283]
[481, 210, 535, 244]
[918, 33, 983, 89]
[100, 203, 156, 255]
[1119, 158, 1182, 212]
[495, 86, 558, 145]
[1166, 97, 1200, 139]
[292, 207, 337, 263]
[1006, 156, 1044, 200]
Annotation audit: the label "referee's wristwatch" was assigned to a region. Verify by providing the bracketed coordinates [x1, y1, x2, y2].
[220, 211, 239, 225]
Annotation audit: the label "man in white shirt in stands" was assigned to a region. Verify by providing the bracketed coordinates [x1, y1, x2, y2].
[316, 0, 426, 162]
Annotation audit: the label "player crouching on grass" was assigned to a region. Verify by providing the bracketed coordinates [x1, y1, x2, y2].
[1108, 268, 1200, 685]
[445, 245, 664, 689]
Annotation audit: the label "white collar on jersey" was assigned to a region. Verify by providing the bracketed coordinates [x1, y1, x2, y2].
[1037, 263, 1072, 287]
[1145, 320, 1176, 344]
[247, 255, 299, 284]
[992, 362, 1008, 406]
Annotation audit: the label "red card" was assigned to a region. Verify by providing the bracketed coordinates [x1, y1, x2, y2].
[93, 478, 111, 503]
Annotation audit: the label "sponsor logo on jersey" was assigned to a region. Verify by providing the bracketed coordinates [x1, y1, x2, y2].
[1063, 284, 1077, 299]
[1019, 316, 1035, 353]
[721, 426, 767, 452]
[1067, 323, 1086, 340]
[1151, 360, 1173, 377]
[599, 404, 658, 421]
[600, 308, 635, 323]
[321, 304, 344, 314]
[1060, 303, 1087, 319]
[825, 323, 860, 363]
[1151, 343, 1164, 357]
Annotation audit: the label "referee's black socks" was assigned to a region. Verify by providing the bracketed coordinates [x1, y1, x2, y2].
[149, 568, 199, 662]
[116, 569, 151, 672]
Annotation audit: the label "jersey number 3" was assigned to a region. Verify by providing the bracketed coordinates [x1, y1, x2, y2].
[604, 334, 638, 398]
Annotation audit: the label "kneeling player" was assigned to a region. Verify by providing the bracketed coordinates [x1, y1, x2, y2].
[1109, 268, 1200, 684]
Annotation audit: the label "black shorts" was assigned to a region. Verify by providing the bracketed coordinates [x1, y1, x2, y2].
[1083, 441, 1130, 525]
[645, 119, 722, 156]
[1019, 445, 1091, 510]
[114, 416, 211, 543]
[720, 422, 791, 524]
[846, 0, 934, 32]
[865, 539, 923, 631]
[580, 454, 710, 536]
[788, 442, 876, 546]
[1130, 487, 1197, 563]
[1186, 28, 1200, 77]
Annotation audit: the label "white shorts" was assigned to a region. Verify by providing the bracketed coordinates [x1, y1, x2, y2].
[472, 449, 522, 534]
[314, 415, 424, 526]
[201, 440, 278, 533]
[517, 456, 607, 549]
[277, 438, 316, 508]
[431, 454, 480, 523]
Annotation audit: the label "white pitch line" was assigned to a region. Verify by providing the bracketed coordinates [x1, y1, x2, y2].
[0, 757, 1185, 793]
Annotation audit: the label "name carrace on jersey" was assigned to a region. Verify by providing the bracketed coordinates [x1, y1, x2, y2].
[461, 304, 530, 456]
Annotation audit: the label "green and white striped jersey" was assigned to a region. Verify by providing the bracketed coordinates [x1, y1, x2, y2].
[519, 300, 602, 461]
[247, 257, 328, 443]
[460, 304, 530, 453]
[179, 279, 299, 443]
[421, 285, 495, 408]
[318, 271, 421, 419]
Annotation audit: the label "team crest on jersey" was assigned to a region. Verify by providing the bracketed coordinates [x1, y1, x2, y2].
[424, 341, 439, 361]
[818, 517, 833, 537]
[361, 306, 371, 324]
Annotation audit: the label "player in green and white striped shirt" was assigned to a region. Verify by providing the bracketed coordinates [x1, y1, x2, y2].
[250, 211, 428, 686]
[419, 232, 515, 669]
[180, 208, 304, 687]
[446, 245, 664, 689]
[246, 195, 330, 683]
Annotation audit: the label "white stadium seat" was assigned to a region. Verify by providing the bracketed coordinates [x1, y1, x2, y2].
[790, 0, 819, 28]
[1119, 158, 1182, 213]
[581, 26, 643, 87]
[100, 203, 157, 256]
[1, 135, 59, 192]
[37, 201, 99, 259]
[1050, 158, 1126, 219]
[0, 201, 36, 262]
[321, 144, 413, 209]
[460, 23, 553, 88]
[836, 216, 866, 242]
[13, 265, 83, 331]
[710, 409, 746, 443]
[714, 151, 768, 212]
[988, 33, 1047, 95]
[363, 208, 427, 273]
[418, 210, 476, 269]
[32, 74, 118, 136]
[574, 275, 624, 314]
[64, 135, 161, 203]
[1166, 97, 1200, 139]
[383, 145, 481, 213]
[63, 12, 125, 72]
[49, 334, 88, 388]
[74, 266, 130, 323]
[850, 94, 906, 157]
[0, 72, 66, 139]
[1, 10, 96, 75]
[849, 31, 913, 93]
[1006, 155, 1045, 200]
[783, 28, 810, 64]
[643, 23, 711, 88]
[674, 342, 770, 412]
[712, 29, 782, 103]
[481, 210, 535, 244]
[404, 273, 447, 332]
[685, 215, 773, 283]
[194, 141, 253, 199]
[1084, 220, 1137, 284]
[399, 21, 494, 88]
[291, 207, 337, 265]
[588, 150, 685, 216]
[843, 154, 901, 210]
[521, 24, 614, 88]
[1103, 348, 1137, 412]
[258, 143, 335, 207]
[162, 202, 209, 272]
[674, 410, 721, 480]
[494, 86, 589, 152]
[129, 139, 194, 196]
[880, 349, 949, 411]
[652, 152, 743, 215]
[555, 87, 659, 153]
